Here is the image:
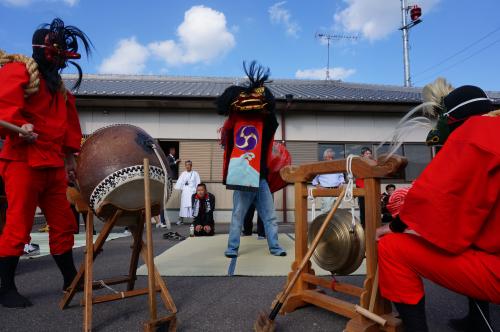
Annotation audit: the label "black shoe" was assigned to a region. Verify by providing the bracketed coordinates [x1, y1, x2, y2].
[0, 288, 32, 308]
[52, 250, 77, 291]
[449, 297, 492, 332]
[394, 297, 429, 332]
[0, 256, 32, 308]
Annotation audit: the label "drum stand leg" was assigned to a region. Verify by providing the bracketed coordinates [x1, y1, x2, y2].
[142, 158, 177, 331]
[84, 212, 94, 332]
[60, 210, 122, 310]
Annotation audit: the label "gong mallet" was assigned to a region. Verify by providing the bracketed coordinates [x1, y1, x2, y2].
[254, 187, 347, 332]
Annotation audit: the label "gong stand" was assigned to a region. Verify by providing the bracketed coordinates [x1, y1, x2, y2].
[60, 159, 177, 332]
[278, 155, 406, 332]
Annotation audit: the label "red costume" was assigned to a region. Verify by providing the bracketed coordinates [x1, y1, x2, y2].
[0, 18, 91, 308]
[0, 62, 81, 256]
[377, 80, 498, 331]
[379, 116, 500, 305]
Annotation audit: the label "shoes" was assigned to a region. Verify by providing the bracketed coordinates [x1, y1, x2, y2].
[38, 224, 49, 233]
[257, 235, 266, 240]
[224, 252, 238, 258]
[159, 223, 168, 228]
[241, 232, 252, 236]
[23, 243, 40, 257]
[123, 229, 131, 236]
[0, 289, 32, 308]
[271, 251, 287, 257]
[175, 220, 183, 225]
[162, 232, 186, 241]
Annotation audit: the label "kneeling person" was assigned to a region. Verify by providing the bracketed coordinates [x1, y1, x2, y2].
[192, 184, 215, 236]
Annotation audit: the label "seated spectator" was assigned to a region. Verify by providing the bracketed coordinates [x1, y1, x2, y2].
[312, 148, 345, 215]
[191, 183, 215, 236]
[381, 184, 396, 223]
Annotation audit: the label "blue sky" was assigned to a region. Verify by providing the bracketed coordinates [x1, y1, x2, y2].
[1, 0, 500, 90]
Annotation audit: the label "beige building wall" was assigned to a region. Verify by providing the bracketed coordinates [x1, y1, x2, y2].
[78, 108, 428, 142]
[77, 107, 425, 222]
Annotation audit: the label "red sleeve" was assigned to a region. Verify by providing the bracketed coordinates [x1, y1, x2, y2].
[400, 123, 500, 254]
[0, 62, 30, 136]
[63, 92, 82, 153]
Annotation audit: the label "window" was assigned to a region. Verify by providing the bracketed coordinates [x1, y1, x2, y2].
[403, 144, 431, 181]
[375, 143, 403, 158]
[345, 143, 373, 157]
[318, 144, 345, 161]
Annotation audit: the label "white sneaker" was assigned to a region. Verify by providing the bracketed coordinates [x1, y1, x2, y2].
[23, 243, 40, 256]
[123, 229, 131, 236]
[175, 220, 183, 225]
[160, 223, 168, 228]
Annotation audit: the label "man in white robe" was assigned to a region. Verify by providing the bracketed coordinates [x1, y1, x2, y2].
[174, 160, 201, 224]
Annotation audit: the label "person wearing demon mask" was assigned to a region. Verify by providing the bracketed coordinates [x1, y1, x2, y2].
[217, 61, 287, 258]
[0, 18, 92, 308]
[376, 78, 499, 332]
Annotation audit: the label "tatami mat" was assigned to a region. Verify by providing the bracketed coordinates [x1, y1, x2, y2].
[137, 234, 366, 277]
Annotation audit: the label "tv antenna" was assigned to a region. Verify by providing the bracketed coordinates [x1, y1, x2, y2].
[315, 32, 358, 80]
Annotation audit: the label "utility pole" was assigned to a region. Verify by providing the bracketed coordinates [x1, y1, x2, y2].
[315, 33, 357, 80]
[400, 1, 422, 87]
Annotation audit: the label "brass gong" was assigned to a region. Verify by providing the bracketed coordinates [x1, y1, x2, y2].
[308, 209, 365, 275]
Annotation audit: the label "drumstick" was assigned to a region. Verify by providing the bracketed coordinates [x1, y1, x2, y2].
[0, 120, 31, 136]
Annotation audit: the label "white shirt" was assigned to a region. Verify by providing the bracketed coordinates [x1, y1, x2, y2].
[312, 173, 345, 188]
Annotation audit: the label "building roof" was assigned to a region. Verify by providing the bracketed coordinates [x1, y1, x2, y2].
[62, 74, 500, 105]
[62, 74, 500, 107]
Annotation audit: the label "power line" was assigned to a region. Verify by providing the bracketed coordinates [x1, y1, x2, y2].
[414, 36, 500, 85]
[413, 25, 500, 79]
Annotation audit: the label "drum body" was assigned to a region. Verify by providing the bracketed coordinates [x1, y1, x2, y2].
[308, 209, 365, 275]
[77, 125, 172, 226]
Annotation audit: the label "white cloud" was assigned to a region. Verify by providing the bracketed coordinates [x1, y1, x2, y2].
[295, 67, 356, 80]
[1, 0, 78, 6]
[98, 37, 149, 75]
[149, 5, 235, 65]
[269, 1, 300, 37]
[335, 0, 440, 41]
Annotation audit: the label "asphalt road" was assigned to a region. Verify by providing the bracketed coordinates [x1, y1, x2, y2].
[0, 222, 498, 332]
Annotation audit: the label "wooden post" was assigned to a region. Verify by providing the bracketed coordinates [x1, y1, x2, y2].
[83, 212, 94, 332]
[143, 158, 157, 321]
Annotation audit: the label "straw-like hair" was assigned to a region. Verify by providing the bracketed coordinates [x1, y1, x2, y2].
[421, 77, 454, 116]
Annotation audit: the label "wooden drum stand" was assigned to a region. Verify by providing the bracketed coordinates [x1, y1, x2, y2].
[278, 155, 406, 332]
[60, 159, 177, 331]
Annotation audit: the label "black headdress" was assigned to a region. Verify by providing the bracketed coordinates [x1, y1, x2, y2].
[422, 79, 493, 145]
[216, 61, 275, 116]
[32, 18, 92, 93]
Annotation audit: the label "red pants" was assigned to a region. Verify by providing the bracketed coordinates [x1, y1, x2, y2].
[0, 161, 76, 256]
[378, 233, 500, 305]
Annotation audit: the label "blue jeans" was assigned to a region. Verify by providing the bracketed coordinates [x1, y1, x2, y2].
[225, 179, 285, 256]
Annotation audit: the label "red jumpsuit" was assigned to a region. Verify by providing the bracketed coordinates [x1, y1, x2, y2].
[378, 115, 500, 305]
[0, 62, 82, 256]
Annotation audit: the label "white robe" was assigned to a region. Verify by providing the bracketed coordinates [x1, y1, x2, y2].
[174, 170, 201, 218]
